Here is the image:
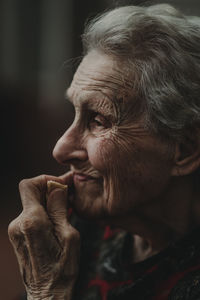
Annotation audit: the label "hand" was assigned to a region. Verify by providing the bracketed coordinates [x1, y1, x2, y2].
[8, 172, 80, 300]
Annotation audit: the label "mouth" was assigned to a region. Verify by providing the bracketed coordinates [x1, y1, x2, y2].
[73, 172, 97, 182]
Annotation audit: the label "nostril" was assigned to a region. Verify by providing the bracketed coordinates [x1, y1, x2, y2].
[62, 159, 77, 165]
[53, 151, 66, 165]
[66, 150, 88, 162]
[53, 146, 88, 165]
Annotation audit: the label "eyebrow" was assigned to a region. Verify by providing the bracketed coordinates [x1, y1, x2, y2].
[64, 88, 120, 122]
[64, 87, 120, 107]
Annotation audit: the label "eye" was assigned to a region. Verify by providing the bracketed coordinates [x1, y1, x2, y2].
[89, 113, 110, 130]
[93, 115, 104, 127]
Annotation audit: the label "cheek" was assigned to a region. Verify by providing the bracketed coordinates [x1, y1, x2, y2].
[87, 135, 126, 211]
[85, 132, 173, 216]
[86, 136, 115, 172]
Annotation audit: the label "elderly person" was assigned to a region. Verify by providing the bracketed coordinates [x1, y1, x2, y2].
[8, 3, 200, 300]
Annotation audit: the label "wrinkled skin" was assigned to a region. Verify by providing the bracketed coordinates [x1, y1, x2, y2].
[53, 50, 174, 222]
[8, 173, 80, 300]
[9, 50, 194, 299]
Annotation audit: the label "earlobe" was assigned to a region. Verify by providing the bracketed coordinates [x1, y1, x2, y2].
[171, 134, 200, 176]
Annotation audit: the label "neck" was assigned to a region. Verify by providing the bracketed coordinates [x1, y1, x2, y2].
[109, 175, 200, 257]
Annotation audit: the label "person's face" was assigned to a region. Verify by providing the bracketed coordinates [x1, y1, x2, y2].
[53, 50, 174, 221]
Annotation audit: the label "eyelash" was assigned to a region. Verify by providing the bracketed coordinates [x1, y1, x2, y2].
[89, 112, 109, 129]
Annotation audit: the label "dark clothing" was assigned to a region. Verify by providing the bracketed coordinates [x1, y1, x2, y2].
[72, 215, 200, 300]
[21, 214, 200, 299]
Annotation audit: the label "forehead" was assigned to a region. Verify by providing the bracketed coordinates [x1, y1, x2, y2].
[66, 50, 133, 105]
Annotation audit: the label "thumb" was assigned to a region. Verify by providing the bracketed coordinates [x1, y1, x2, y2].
[46, 187, 68, 227]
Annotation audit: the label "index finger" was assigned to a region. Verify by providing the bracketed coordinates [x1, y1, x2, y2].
[19, 174, 66, 211]
[59, 171, 74, 185]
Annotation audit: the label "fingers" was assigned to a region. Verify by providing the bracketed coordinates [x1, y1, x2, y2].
[16, 171, 75, 252]
[8, 172, 80, 297]
[47, 187, 68, 226]
[58, 226, 80, 275]
[19, 175, 62, 210]
[59, 171, 74, 185]
[59, 171, 75, 203]
[17, 172, 74, 234]
[46, 184, 80, 257]
[16, 170, 74, 212]
[8, 207, 61, 275]
[8, 214, 29, 268]
[12, 175, 66, 269]
[46, 186, 71, 246]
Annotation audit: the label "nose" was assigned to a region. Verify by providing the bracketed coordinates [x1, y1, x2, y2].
[53, 125, 88, 165]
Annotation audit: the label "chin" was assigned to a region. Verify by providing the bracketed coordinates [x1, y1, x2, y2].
[70, 196, 106, 221]
[69, 179, 106, 220]
[70, 192, 123, 223]
[70, 176, 131, 221]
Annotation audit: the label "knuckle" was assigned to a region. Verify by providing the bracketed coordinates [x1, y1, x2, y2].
[18, 179, 28, 190]
[18, 178, 34, 191]
[64, 228, 80, 244]
[20, 209, 48, 234]
[39, 174, 52, 184]
[21, 217, 44, 235]
[38, 174, 48, 184]
[19, 174, 48, 191]
[8, 217, 22, 241]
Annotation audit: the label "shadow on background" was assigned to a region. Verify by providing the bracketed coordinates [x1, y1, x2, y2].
[0, 0, 199, 299]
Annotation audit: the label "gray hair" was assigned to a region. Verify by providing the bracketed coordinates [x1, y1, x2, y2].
[82, 4, 200, 139]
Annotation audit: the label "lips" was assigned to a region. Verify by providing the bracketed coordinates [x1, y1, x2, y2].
[73, 172, 96, 182]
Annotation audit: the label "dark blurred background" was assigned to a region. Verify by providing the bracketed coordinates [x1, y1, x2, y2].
[0, 0, 199, 299]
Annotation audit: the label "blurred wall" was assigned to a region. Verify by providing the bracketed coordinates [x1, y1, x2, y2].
[0, 1, 199, 299]
[0, 1, 106, 299]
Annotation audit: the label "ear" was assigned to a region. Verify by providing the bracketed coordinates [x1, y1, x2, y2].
[171, 130, 200, 176]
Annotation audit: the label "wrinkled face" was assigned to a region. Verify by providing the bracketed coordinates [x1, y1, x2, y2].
[53, 51, 174, 221]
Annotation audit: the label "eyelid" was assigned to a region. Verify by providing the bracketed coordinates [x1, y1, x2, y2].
[93, 112, 111, 127]
[94, 113, 104, 122]
[92, 111, 106, 120]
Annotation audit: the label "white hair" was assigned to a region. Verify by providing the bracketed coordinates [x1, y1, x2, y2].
[82, 4, 200, 139]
